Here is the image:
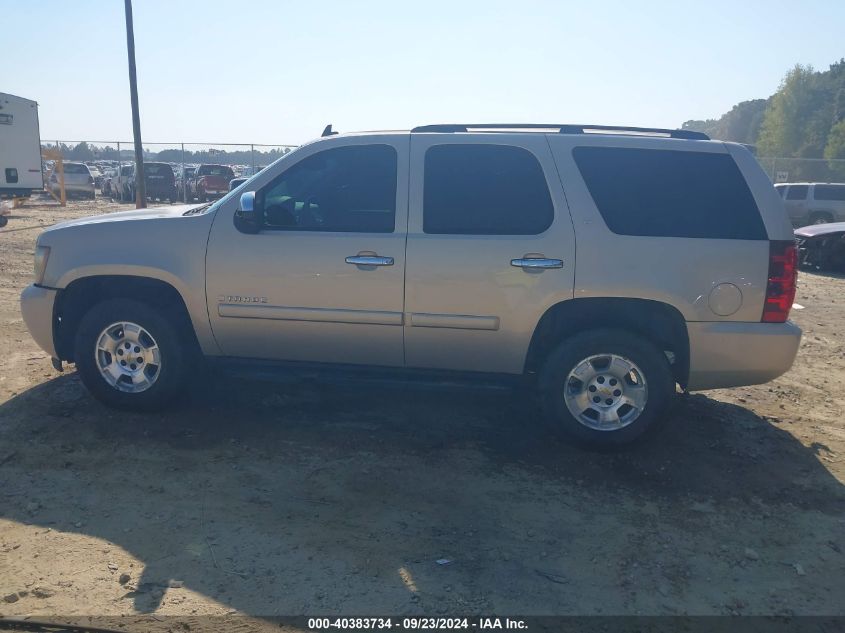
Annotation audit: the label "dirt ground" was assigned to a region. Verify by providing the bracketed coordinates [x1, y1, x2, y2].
[1, 196, 844, 630]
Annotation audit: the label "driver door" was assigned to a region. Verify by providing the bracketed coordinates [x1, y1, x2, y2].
[205, 135, 409, 366]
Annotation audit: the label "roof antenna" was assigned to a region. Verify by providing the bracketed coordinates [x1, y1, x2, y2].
[322, 124, 338, 137]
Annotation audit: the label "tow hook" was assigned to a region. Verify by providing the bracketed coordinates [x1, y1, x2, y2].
[51, 357, 63, 372]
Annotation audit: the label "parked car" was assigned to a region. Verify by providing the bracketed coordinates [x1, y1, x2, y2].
[774, 182, 845, 226]
[86, 164, 104, 189]
[187, 164, 235, 201]
[110, 164, 135, 202]
[20, 123, 801, 447]
[175, 166, 195, 202]
[229, 176, 248, 191]
[795, 221, 845, 272]
[100, 168, 117, 197]
[49, 162, 95, 199]
[142, 162, 178, 203]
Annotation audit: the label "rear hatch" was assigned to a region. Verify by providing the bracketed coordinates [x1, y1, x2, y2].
[144, 162, 175, 193]
[197, 165, 234, 194]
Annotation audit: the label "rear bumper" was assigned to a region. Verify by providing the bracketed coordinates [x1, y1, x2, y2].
[20, 284, 58, 358]
[686, 320, 801, 390]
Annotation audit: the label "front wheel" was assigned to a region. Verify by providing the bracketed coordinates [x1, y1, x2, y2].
[538, 329, 674, 447]
[74, 299, 189, 410]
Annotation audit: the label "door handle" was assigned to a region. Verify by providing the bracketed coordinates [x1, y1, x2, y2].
[345, 255, 394, 266]
[510, 257, 564, 269]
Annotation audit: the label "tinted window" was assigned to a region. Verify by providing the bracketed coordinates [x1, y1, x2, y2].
[786, 185, 808, 200]
[572, 147, 766, 240]
[260, 144, 397, 233]
[814, 184, 845, 201]
[198, 164, 234, 178]
[145, 163, 173, 177]
[423, 145, 553, 235]
[64, 163, 89, 175]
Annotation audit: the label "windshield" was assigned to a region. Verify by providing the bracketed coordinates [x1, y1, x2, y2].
[198, 165, 234, 177]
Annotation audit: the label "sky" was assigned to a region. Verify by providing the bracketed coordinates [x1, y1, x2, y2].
[3, 0, 844, 147]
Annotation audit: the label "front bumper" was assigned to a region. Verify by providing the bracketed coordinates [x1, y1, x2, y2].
[687, 320, 802, 391]
[20, 284, 58, 358]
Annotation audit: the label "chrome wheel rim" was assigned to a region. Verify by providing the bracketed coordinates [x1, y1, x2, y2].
[95, 321, 161, 393]
[563, 354, 648, 431]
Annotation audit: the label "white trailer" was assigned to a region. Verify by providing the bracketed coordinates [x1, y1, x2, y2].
[0, 93, 43, 199]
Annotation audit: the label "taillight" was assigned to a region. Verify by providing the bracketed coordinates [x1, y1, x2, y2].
[762, 240, 798, 323]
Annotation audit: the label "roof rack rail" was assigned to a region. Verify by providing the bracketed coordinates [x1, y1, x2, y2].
[410, 123, 709, 140]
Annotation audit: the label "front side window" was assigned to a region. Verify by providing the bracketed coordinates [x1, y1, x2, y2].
[260, 144, 397, 233]
[423, 144, 553, 235]
[814, 184, 845, 201]
[786, 185, 808, 200]
[573, 146, 766, 240]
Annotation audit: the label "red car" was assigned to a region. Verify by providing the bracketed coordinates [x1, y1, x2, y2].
[187, 164, 235, 202]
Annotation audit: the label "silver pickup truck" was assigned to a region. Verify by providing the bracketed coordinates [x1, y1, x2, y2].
[21, 123, 801, 446]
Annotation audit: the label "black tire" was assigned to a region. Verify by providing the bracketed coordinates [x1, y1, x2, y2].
[0, 215, 7, 228]
[538, 328, 674, 448]
[74, 299, 189, 410]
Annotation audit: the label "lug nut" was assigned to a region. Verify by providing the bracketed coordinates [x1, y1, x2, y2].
[605, 399, 613, 405]
[609, 378, 617, 386]
[120, 360, 126, 366]
[588, 385, 597, 392]
[597, 376, 605, 384]
[117, 349, 124, 356]
[593, 396, 601, 403]
[134, 347, 140, 353]
[613, 389, 621, 396]
[130, 364, 136, 370]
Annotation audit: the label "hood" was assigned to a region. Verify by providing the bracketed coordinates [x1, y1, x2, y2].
[794, 222, 845, 238]
[44, 203, 208, 232]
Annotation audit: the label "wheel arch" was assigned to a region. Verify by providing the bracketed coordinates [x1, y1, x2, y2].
[54, 275, 200, 362]
[524, 297, 690, 388]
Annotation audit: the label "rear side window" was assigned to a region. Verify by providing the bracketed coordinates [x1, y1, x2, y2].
[572, 147, 766, 240]
[786, 185, 808, 200]
[423, 144, 553, 235]
[814, 184, 845, 201]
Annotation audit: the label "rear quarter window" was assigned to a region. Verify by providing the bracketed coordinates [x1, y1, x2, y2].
[814, 184, 845, 201]
[572, 147, 767, 240]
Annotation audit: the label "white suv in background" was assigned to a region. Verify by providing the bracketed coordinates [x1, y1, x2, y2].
[775, 182, 845, 226]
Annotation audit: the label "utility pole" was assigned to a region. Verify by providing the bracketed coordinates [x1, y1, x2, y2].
[124, 0, 146, 208]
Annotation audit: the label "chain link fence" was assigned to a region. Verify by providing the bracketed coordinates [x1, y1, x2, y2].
[757, 157, 845, 184]
[38, 140, 845, 190]
[40, 140, 297, 173]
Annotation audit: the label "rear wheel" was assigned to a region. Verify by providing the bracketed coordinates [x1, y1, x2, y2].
[74, 299, 189, 410]
[539, 329, 674, 447]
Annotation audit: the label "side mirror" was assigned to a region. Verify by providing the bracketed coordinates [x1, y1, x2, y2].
[234, 191, 262, 234]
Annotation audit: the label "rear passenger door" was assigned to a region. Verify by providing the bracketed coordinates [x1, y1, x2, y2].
[784, 184, 809, 224]
[404, 135, 576, 374]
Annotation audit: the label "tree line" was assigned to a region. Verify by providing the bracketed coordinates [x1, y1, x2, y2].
[683, 59, 845, 180]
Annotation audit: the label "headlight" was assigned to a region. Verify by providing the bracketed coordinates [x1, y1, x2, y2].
[34, 245, 50, 285]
